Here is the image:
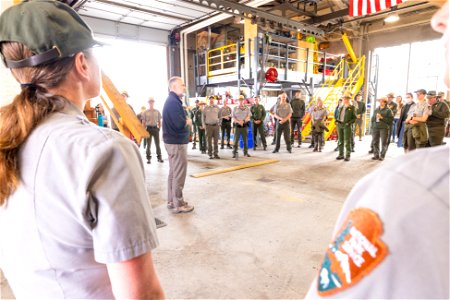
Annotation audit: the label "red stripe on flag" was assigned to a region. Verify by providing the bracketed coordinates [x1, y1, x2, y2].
[375, 0, 381, 12]
[349, 0, 407, 17]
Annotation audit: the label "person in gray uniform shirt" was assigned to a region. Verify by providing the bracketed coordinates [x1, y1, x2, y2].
[290, 90, 306, 147]
[142, 97, 163, 164]
[272, 92, 293, 153]
[232, 95, 252, 158]
[426, 90, 449, 146]
[0, 1, 164, 299]
[305, 4, 449, 299]
[311, 99, 329, 152]
[219, 99, 233, 149]
[403, 89, 431, 152]
[203, 95, 221, 159]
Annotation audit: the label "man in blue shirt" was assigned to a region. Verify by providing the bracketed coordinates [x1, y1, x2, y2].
[162, 77, 194, 214]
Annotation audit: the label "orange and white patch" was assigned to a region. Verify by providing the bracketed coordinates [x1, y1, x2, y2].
[317, 208, 388, 296]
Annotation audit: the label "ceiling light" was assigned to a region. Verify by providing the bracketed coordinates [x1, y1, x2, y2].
[384, 13, 399, 23]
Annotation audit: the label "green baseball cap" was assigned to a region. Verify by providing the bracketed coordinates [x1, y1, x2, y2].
[0, 0, 102, 68]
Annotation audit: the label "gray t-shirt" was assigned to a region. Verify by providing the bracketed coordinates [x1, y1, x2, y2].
[305, 146, 449, 299]
[0, 102, 158, 299]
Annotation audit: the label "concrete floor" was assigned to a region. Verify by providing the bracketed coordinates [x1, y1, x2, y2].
[1, 136, 408, 299]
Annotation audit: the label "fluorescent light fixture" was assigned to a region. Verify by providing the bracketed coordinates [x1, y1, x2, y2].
[384, 13, 400, 23]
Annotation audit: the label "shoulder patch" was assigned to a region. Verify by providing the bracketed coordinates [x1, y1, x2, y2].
[317, 208, 388, 296]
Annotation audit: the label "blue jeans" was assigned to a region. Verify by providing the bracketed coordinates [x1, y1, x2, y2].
[392, 118, 399, 142]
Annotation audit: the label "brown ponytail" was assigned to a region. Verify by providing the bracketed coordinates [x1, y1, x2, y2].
[0, 42, 76, 205]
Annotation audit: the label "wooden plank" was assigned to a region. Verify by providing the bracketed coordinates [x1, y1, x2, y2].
[101, 72, 149, 144]
[100, 95, 131, 137]
[190, 159, 280, 178]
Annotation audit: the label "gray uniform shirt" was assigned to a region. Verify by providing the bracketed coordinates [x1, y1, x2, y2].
[233, 105, 252, 121]
[311, 107, 329, 124]
[142, 109, 161, 127]
[219, 106, 232, 120]
[276, 102, 293, 119]
[305, 146, 449, 299]
[407, 101, 431, 118]
[202, 105, 220, 126]
[0, 102, 158, 299]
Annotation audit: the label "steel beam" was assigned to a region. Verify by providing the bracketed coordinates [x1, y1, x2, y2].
[182, 0, 324, 37]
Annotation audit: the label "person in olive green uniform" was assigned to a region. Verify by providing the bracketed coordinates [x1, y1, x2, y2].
[251, 95, 267, 150]
[370, 97, 394, 161]
[426, 90, 450, 146]
[290, 91, 306, 147]
[193, 102, 206, 153]
[386, 93, 398, 145]
[191, 100, 200, 149]
[354, 94, 366, 141]
[232, 96, 252, 158]
[335, 95, 357, 161]
[272, 92, 293, 153]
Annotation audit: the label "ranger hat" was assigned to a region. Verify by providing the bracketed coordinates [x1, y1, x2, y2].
[426, 90, 437, 98]
[238, 95, 245, 100]
[414, 89, 427, 95]
[0, 0, 102, 68]
[387, 92, 395, 98]
[437, 91, 445, 97]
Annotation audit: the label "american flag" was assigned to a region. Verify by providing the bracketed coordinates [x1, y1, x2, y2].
[349, 0, 407, 17]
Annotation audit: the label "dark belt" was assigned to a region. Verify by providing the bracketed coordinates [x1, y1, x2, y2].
[206, 123, 218, 126]
[146, 125, 158, 128]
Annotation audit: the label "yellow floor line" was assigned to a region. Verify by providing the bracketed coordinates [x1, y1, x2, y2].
[191, 159, 280, 178]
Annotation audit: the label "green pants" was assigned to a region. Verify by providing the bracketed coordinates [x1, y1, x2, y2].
[233, 126, 248, 154]
[428, 125, 445, 146]
[337, 123, 352, 157]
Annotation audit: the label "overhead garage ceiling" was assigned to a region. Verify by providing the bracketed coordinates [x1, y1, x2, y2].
[67, 0, 440, 38]
[70, 0, 217, 31]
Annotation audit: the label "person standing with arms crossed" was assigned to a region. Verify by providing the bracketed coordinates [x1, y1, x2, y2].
[162, 77, 194, 213]
[426, 90, 449, 146]
[0, 1, 164, 298]
[203, 96, 221, 159]
[290, 90, 306, 148]
[143, 97, 163, 164]
[403, 89, 431, 152]
[251, 95, 268, 151]
[272, 92, 293, 153]
[232, 96, 252, 158]
[219, 98, 233, 149]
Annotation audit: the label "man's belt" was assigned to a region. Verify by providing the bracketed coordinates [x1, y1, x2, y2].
[206, 123, 219, 126]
